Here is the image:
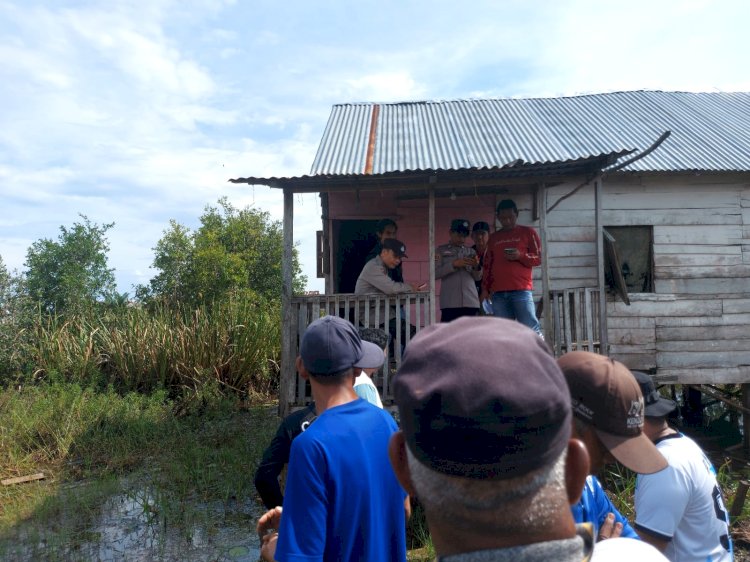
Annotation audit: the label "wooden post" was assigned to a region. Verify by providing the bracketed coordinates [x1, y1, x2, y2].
[428, 187, 436, 325]
[280, 188, 294, 418]
[730, 480, 750, 519]
[594, 175, 608, 355]
[539, 184, 551, 341]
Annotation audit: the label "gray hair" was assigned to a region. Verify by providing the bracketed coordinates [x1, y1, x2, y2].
[406, 446, 568, 535]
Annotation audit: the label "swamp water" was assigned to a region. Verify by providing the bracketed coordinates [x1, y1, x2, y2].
[1, 479, 264, 561]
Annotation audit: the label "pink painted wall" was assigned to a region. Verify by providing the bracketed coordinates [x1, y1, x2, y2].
[327, 190, 502, 295]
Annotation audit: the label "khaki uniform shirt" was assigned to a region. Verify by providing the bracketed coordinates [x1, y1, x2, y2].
[435, 243, 482, 310]
[355, 255, 413, 322]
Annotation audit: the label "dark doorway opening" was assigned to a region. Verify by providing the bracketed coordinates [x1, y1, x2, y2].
[332, 219, 380, 293]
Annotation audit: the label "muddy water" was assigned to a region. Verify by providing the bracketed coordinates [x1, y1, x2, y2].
[2, 483, 264, 561]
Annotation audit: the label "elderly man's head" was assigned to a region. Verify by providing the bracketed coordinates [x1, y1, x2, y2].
[389, 317, 589, 555]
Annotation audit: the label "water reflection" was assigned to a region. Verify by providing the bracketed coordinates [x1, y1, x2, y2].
[2, 481, 263, 561]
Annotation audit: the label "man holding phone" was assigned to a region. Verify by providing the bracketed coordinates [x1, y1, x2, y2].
[435, 219, 482, 322]
[480, 199, 543, 336]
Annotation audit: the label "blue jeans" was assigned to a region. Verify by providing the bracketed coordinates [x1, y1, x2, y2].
[491, 290, 542, 336]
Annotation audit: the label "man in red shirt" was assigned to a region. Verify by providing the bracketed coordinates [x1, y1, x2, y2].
[480, 199, 543, 336]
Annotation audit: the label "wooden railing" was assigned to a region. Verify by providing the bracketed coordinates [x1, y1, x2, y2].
[546, 288, 603, 356]
[283, 293, 432, 408]
[281, 288, 602, 410]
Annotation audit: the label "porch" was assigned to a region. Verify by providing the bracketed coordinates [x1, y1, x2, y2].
[281, 288, 602, 411]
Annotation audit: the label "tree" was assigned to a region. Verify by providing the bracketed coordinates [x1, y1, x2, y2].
[141, 199, 306, 306]
[24, 216, 116, 314]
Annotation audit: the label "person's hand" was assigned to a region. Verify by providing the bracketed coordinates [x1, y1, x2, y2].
[260, 531, 279, 562]
[597, 513, 623, 541]
[480, 289, 489, 302]
[257, 506, 283, 540]
[504, 248, 520, 261]
[411, 282, 427, 292]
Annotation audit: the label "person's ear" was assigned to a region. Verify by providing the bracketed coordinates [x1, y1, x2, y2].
[564, 438, 590, 505]
[388, 431, 417, 496]
[295, 356, 309, 381]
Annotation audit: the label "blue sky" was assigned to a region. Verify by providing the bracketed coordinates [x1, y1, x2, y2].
[2, 0, 749, 294]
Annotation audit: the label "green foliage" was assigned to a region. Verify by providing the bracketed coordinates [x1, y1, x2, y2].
[11, 294, 281, 401]
[0, 258, 36, 383]
[23, 216, 116, 315]
[139, 198, 306, 307]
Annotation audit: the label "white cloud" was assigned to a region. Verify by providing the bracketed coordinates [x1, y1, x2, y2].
[0, 0, 748, 296]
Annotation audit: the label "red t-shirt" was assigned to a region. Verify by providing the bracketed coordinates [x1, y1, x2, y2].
[482, 225, 541, 293]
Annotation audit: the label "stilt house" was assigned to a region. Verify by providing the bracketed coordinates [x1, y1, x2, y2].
[231, 90, 750, 416]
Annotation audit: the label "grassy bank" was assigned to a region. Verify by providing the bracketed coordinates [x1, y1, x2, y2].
[0, 382, 278, 558]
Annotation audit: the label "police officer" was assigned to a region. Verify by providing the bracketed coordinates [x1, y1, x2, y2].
[436, 219, 482, 322]
[355, 238, 425, 352]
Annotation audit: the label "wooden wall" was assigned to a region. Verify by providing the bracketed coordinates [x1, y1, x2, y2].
[542, 172, 750, 383]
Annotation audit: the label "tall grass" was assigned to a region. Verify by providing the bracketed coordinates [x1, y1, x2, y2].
[12, 294, 281, 403]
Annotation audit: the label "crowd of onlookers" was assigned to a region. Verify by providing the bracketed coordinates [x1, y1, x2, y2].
[251, 199, 733, 561]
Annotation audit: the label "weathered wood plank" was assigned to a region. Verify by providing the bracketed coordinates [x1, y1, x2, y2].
[609, 343, 656, 353]
[656, 351, 750, 369]
[653, 367, 750, 384]
[654, 225, 742, 245]
[609, 298, 723, 317]
[546, 210, 742, 227]
[548, 256, 597, 268]
[608, 328, 655, 345]
[657, 339, 750, 352]
[655, 278, 750, 295]
[657, 324, 750, 341]
[729, 300, 750, 314]
[656, 253, 742, 267]
[546, 241, 595, 258]
[1, 473, 45, 486]
[604, 191, 740, 210]
[607, 316, 656, 329]
[656, 244, 741, 255]
[609, 352, 657, 371]
[546, 227, 594, 242]
[547, 266, 597, 280]
[655, 264, 750, 279]
[655, 313, 750, 327]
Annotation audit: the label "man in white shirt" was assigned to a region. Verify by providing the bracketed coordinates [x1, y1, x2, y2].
[632, 371, 733, 561]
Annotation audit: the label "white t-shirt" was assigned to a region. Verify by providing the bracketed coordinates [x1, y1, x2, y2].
[591, 538, 669, 561]
[635, 433, 732, 562]
[353, 371, 383, 408]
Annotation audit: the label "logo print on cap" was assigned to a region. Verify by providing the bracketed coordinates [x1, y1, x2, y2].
[627, 398, 644, 428]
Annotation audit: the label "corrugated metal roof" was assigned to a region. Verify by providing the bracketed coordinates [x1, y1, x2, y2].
[309, 91, 750, 175]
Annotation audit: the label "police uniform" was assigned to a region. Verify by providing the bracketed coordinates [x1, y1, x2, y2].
[354, 242, 416, 348]
[436, 220, 482, 322]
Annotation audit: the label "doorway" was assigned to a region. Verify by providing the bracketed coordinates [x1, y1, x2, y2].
[332, 219, 380, 293]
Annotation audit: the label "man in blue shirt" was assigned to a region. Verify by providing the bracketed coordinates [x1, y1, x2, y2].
[256, 315, 407, 562]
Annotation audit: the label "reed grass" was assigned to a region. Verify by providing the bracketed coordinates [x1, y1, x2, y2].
[9, 294, 281, 404]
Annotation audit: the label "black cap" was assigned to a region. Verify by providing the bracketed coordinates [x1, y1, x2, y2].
[471, 221, 490, 233]
[632, 371, 677, 418]
[394, 317, 571, 480]
[450, 219, 470, 234]
[382, 238, 408, 258]
[300, 315, 385, 375]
